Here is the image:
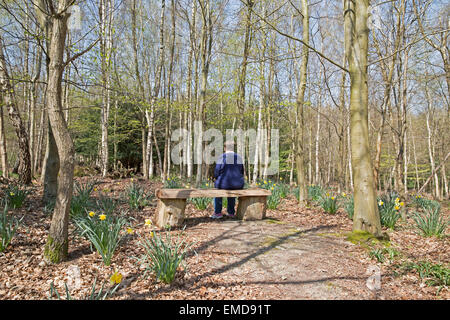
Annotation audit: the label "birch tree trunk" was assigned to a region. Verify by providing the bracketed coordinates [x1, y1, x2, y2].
[146, 0, 165, 179]
[99, 0, 114, 177]
[0, 102, 7, 178]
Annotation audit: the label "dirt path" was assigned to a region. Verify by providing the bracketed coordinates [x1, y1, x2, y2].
[182, 218, 375, 300]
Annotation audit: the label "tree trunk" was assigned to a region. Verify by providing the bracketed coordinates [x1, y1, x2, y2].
[345, 0, 381, 237]
[294, 0, 309, 204]
[195, 0, 212, 184]
[0, 35, 32, 184]
[100, 0, 114, 177]
[0, 102, 7, 178]
[44, 1, 75, 263]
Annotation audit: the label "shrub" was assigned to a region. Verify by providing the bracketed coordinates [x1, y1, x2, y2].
[197, 180, 214, 189]
[267, 192, 281, 210]
[369, 247, 399, 263]
[164, 177, 182, 189]
[319, 194, 339, 214]
[412, 195, 440, 212]
[377, 193, 403, 230]
[74, 213, 127, 266]
[189, 197, 212, 210]
[276, 183, 290, 199]
[70, 180, 97, 219]
[413, 206, 448, 238]
[124, 183, 150, 210]
[4, 185, 29, 209]
[400, 261, 449, 293]
[96, 193, 118, 216]
[292, 187, 300, 201]
[137, 229, 192, 284]
[265, 183, 282, 209]
[344, 196, 354, 220]
[48, 277, 120, 300]
[0, 204, 22, 252]
[308, 185, 324, 202]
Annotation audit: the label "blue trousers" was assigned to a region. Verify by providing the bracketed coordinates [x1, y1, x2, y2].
[214, 197, 236, 215]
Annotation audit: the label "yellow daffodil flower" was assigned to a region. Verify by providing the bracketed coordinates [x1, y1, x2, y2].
[395, 197, 400, 203]
[126, 228, 134, 234]
[150, 231, 154, 238]
[400, 202, 405, 207]
[110, 271, 122, 285]
[88, 211, 96, 217]
[145, 219, 152, 226]
[378, 200, 384, 206]
[331, 196, 335, 200]
[99, 214, 106, 221]
[394, 205, 400, 210]
[342, 192, 346, 197]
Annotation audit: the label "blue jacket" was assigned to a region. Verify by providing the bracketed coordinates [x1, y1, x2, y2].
[214, 152, 245, 190]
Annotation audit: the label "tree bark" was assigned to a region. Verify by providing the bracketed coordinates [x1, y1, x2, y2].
[44, 0, 75, 263]
[294, 0, 309, 204]
[345, 0, 382, 236]
[0, 35, 32, 184]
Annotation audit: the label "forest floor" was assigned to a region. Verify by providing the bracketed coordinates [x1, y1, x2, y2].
[0, 176, 448, 300]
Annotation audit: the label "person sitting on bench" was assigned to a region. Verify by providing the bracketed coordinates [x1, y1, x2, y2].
[211, 141, 245, 219]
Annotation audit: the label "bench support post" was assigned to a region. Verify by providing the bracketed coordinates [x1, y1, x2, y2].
[236, 196, 267, 220]
[155, 199, 187, 228]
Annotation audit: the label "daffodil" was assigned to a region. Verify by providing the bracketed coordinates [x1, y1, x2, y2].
[94, 188, 98, 192]
[264, 180, 267, 184]
[145, 219, 152, 226]
[331, 196, 335, 200]
[326, 193, 330, 197]
[150, 231, 154, 238]
[394, 205, 400, 210]
[88, 211, 96, 217]
[110, 271, 123, 285]
[395, 197, 400, 203]
[342, 192, 346, 197]
[378, 200, 384, 206]
[400, 202, 405, 207]
[126, 227, 134, 234]
[99, 214, 106, 221]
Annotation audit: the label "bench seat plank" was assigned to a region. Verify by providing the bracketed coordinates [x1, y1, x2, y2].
[156, 188, 271, 199]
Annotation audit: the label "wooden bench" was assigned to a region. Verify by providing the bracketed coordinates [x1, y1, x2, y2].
[154, 188, 272, 228]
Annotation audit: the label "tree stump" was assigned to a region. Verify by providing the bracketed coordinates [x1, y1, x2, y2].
[236, 196, 267, 220]
[155, 199, 187, 228]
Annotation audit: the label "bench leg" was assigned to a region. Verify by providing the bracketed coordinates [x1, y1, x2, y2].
[155, 199, 187, 228]
[236, 196, 267, 220]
